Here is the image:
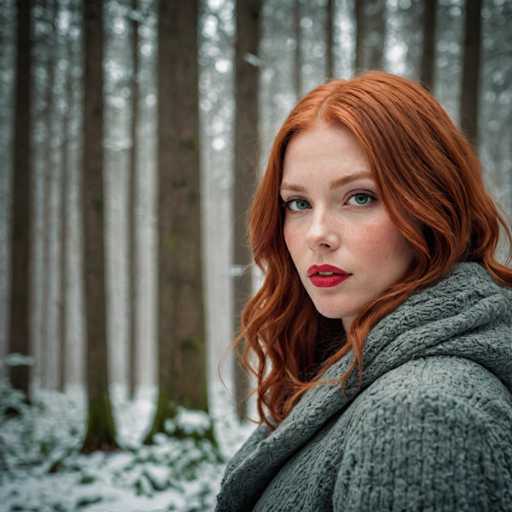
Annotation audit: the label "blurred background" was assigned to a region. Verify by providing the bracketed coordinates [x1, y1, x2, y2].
[1, 0, 511, 510]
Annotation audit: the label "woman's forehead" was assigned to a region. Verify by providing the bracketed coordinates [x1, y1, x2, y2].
[282, 125, 371, 184]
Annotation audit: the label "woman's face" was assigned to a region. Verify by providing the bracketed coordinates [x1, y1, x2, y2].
[281, 120, 416, 333]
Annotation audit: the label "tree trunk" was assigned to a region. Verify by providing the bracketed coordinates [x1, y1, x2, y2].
[58, 0, 75, 394]
[402, 0, 422, 80]
[459, 0, 482, 149]
[233, 0, 262, 422]
[366, 0, 386, 71]
[354, 0, 365, 73]
[127, 0, 140, 402]
[293, 0, 302, 100]
[9, 0, 34, 403]
[354, 0, 386, 73]
[40, 0, 57, 390]
[80, 0, 118, 453]
[420, 0, 438, 92]
[145, 0, 210, 442]
[325, 0, 335, 80]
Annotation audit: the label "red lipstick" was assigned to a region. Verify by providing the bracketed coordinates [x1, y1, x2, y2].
[307, 264, 350, 288]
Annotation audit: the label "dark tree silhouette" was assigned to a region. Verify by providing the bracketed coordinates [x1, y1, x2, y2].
[420, 0, 438, 91]
[459, 0, 482, 149]
[325, 0, 335, 80]
[9, 0, 34, 403]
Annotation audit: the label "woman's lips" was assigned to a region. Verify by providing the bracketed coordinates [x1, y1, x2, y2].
[307, 263, 349, 277]
[307, 264, 351, 287]
[309, 273, 350, 287]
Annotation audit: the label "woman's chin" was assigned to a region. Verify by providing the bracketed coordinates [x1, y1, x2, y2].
[313, 303, 344, 320]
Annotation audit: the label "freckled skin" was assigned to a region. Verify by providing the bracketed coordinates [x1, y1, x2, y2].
[281, 121, 416, 333]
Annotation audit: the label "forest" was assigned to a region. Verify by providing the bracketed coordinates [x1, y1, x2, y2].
[1, 0, 511, 510]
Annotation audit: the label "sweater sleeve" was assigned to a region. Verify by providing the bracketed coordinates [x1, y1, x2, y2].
[332, 386, 512, 512]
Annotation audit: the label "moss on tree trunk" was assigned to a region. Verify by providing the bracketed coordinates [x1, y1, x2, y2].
[143, 391, 218, 449]
[81, 392, 118, 453]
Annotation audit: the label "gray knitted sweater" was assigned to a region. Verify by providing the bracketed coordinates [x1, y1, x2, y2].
[215, 262, 512, 511]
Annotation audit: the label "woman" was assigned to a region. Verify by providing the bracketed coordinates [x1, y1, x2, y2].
[215, 71, 512, 511]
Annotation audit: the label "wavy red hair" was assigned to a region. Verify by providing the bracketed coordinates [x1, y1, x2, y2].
[233, 71, 512, 429]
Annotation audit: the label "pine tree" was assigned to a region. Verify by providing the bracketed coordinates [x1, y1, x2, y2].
[354, 0, 386, 73]
[325, 0, 335, 80]
[80, 0, 118, 453]
[459, 0, 482, 149]
[145, 0, 211, 442]
[233, 0, 262, 421]
[127, 0, 141, 401]
[420, 0, 438, 91]
[9, 0, 35, 404]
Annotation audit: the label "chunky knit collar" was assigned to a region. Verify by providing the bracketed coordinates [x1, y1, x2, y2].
[217, 262, 512, 510]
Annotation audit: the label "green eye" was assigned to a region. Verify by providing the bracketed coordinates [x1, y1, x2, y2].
[348, 193, 375, 206]
[286, 199, 310, 212]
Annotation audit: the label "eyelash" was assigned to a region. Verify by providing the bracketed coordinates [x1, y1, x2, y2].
[281, 191, 377, 213]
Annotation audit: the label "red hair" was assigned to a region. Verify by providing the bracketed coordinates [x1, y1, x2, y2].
[234, 71, 512, 429]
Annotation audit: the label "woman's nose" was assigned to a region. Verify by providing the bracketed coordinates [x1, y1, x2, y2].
[306, 209, 340, 251]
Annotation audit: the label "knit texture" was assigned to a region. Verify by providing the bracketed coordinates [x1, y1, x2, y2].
[215, 262, 512, 511]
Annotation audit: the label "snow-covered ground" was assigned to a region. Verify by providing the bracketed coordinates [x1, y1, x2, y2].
[0, 381, 255, 512]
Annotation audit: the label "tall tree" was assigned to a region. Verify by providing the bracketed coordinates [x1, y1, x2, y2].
[127, 0, 140, 401]
[420, 0, 438, 91]
[459, 0, 482, 149]
[354, 0, 386, 73]
[325, 0, 335, 80]
[400, 0, 422, 80]
[58, 0, 76, 393]
[9, 0, 34, 402]
[146, 0, 209, 441]
[233, 0, 262, 422]
[80, 0, 117, 453]
[293, 0, 303, 100]
[354, 0, 365, 73]
[40, 0, 58, 389]
[366, 0, 386, 70]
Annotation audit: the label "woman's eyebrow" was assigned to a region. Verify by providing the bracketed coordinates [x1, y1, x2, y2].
[280, 171, 373, 192]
